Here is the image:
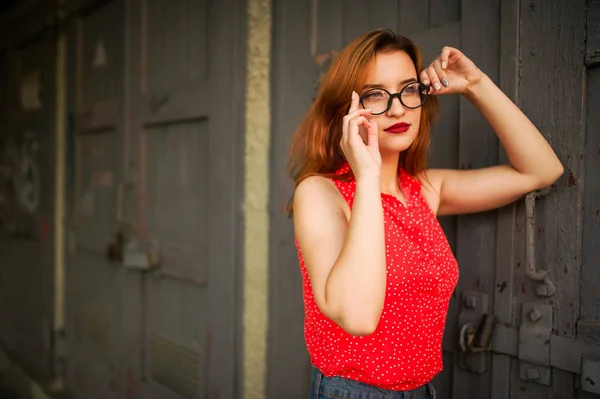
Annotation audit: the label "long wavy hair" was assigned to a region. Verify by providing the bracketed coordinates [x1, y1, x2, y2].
[287, 29, 439, 215]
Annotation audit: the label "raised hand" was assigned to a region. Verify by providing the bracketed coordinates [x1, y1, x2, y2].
[340, 91, 381, 180]
[420, 46, 484, 95]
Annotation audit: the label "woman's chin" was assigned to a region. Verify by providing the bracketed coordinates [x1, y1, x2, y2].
[379, 134, 415, 154]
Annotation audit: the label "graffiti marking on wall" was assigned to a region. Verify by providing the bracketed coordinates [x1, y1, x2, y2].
[17, 152, 41, 213]
[0, 133, 42, 236]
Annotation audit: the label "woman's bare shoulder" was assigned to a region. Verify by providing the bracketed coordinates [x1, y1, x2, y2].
[417, 169, 443, 214]
[293, 175, 349, 222]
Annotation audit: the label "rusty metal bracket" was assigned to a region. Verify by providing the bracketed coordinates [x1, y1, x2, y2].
[458, 291, 490, 374]
[468, 302, 600, 392]
[525, 188, 556, 297]
[518, 302, 553, 385]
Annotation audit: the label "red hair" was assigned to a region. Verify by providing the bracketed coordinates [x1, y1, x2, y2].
[287, 29, 439, 214]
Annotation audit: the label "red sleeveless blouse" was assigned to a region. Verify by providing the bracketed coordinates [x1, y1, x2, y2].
[296, 164, 459, 390]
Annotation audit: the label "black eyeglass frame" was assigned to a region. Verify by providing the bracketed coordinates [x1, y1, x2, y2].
[359, 81, 431, 115]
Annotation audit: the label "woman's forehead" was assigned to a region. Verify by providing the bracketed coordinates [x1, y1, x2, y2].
[366, 51, 418, 84]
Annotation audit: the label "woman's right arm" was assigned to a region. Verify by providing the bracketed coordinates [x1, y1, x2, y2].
[293, 175, 386, 336]
[293, 91, 386, 336]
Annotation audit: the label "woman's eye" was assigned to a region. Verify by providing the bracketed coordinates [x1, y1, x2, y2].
[364, 91, 385, 100]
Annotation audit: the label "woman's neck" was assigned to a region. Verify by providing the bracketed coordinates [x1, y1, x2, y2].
[379, 153, 402, 195]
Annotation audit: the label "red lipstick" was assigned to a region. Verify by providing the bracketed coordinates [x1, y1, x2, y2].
[384, 122, 411, 134]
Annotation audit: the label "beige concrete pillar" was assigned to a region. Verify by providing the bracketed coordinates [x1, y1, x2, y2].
[244, 0, 271, 398]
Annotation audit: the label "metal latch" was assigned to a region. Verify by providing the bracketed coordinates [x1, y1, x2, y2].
[525, 188, 555, 297]
[105, 222, 161, 270]
[481, 304, 600, 393]
[458, 291, 492, 373]
[460, 313, 497, 353]
[123, 237, 161, 270]
[457, 296, 554, 385]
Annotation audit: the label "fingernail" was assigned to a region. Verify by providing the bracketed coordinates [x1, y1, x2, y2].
[434, 82, 441, 91]
[441, 61, 447, 69]
[423, 79, 429, 85]
[442, 79, 449, 88]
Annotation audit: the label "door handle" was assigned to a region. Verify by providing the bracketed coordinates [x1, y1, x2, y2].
[524, 187, 556, 297]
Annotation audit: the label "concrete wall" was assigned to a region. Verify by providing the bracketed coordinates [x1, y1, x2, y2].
[244, 0, 271, 398]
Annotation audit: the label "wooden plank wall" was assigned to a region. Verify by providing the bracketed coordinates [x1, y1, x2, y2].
[269, 1, 315, 398]
[582, 4, 600, 329]
[580, 3, 600, 399]
[511, 1, 587, 398]
[449, 0, 500, 397]
[491, 0, 519, 397]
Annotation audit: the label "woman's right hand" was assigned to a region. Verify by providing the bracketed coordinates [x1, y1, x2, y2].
[340, 91, 381, 180]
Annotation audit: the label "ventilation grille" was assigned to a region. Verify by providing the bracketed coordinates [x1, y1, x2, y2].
[150, 334, 204, 399]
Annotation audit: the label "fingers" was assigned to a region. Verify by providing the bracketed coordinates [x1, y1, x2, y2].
[342, 108, 372, 127]
[421, 57, 449, 93]
[340, 93, 382, 174]
[440, 46, 452, 70]
[347, 116, 372, 143]
[434, 58, 449, 90]
[342, 91, 372, 144]
[341, 111, 372, 146]
[365, 120, 379, 152]
[419, 69, 430, 86]
[348, 90, 360, 113]
[341, 91, 373, 150]
[421, 46, 460, 93]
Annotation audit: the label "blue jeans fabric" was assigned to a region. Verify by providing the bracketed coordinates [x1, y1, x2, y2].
[309, 367, 436, 399]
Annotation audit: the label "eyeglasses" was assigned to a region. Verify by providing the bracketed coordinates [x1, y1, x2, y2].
[359, 81, 430, 115]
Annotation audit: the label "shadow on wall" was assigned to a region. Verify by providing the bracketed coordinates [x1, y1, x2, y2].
[0, 349, 50, 399]
[0, 385, 22, 399]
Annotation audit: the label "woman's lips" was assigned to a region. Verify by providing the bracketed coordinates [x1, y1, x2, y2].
[384, 122, 411, 134]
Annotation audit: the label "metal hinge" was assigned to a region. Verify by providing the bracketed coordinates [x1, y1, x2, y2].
[459, 293, 600, 394]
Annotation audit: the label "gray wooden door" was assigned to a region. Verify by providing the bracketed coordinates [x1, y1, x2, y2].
[66, 0, 245, 398]
[582, 3, 600, 399]
[66, 1, 131, 397]
[270, 1, 600, 398]
[129, 0, 245, 397]
[0, 32, 57, 383]
[485, 1, 600, 399]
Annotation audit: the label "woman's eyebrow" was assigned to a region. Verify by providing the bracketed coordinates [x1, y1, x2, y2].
[361, 78, 418, 90]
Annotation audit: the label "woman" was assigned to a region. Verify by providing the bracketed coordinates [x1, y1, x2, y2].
[289, 29, 563, 398]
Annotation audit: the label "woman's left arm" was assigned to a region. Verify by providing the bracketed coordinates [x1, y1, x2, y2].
[421, 46, 564, 216]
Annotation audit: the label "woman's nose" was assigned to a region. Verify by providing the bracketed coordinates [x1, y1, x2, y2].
[386, 96, 406, 117]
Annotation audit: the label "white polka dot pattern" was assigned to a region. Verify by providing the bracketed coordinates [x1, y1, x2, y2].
[296, 164, 459, 391]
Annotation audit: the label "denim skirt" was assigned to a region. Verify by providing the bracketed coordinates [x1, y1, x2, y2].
[309, 367, 436, 399]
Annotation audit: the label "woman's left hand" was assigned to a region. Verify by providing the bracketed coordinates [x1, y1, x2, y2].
[420, 46, 484, 96]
